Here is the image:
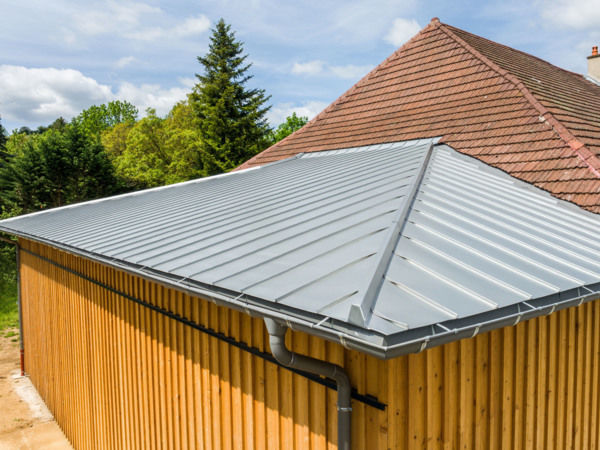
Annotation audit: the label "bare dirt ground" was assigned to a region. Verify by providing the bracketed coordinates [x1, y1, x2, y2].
[0, 329, 72, 449]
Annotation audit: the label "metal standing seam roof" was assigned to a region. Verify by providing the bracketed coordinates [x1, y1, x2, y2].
[2, 138, 600, 358]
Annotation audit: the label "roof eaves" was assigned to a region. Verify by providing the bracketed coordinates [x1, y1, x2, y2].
[380, 283, 600, 358]
[9, 197, 600, 361]
[436, 20, 600, 179]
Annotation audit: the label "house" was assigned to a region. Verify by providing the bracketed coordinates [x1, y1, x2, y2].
[1, 18, 600, 450]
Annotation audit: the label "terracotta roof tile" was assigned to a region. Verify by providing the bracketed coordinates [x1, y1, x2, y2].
[239, 20, 600, 212]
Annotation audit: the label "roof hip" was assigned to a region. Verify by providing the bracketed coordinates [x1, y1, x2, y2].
[348, 140, 435, 327]
[435, 20, 600, 179]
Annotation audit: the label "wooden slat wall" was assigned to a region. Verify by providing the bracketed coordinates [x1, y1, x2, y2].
[19, 240, 388, 450]
[386, 307, 600, 450]
[19, 239, 600, 449]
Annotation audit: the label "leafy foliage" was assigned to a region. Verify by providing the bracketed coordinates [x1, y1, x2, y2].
[73, 100, 138, 138]
[0, 20, 290, 324]
[190, 18, 271, 175]
[111, 108, 169, 188]
[268, 112, 308, 145]
[106, 103, 205, 188]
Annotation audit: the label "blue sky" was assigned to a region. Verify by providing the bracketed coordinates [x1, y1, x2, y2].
[1, 0, 599, 132]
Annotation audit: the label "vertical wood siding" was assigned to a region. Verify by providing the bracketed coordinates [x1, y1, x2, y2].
[386, 306, 600, 450]
[19, 240, 388, 450]
[19, 239, 600, 449]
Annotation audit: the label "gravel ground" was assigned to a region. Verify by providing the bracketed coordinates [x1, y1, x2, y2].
[0, 329, 72, 449]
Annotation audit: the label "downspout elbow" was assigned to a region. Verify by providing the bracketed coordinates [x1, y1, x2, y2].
[264, 318, 352, 450]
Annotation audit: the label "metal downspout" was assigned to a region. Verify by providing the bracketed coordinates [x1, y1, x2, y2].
[264, 318, 352, 450]
[0, 236, 23, 375]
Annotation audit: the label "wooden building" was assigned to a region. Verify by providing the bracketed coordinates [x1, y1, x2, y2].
[2, 19, 600, 450]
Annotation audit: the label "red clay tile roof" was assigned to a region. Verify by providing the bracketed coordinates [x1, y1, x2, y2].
[239, 18, 600, 213]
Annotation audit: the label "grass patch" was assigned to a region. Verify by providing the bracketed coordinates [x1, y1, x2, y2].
[0, 281, 18, 331]
[0, 242, 18, 332]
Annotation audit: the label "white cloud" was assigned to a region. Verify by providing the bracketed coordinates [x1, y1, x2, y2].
[539, 0, 600, 29]
[291, 61, 371, 79]
[329, 0, 417, 44]
[124, 14, 211, 41]
[0, 65, 112, 124]
[385, 17, 421, 47]
[177, 77, 197, 89]
[329, 64, 372, 79]
[291, 60, 325, 76]
[267, 101, 328, 126]
[74, 1, 163, 37]
[176, 15, 212, 37]
[115, 83, 188, 115]
[67, 2, 210, 43]
[0, 65, 189, 127]
[115, 56, 137, 68]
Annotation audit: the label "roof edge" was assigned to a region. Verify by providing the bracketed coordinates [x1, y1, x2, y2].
[13, 230, 600, 360]
[435, 21, 600, 179]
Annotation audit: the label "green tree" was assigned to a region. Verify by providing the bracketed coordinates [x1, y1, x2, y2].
[268, 113, 308, 145]
[0, 116, 9, 166]
[73, 100, 138, 138]
[190, 18, 271, 174]
[163, 101, 204, 182]
[0, 116, 7, 151]
[101, 121, 134, 160]
[112, 109, 169, 188]
[0, 124, 119, 212]
[34, 117, 68, 135]
[110, 103, 205, 188]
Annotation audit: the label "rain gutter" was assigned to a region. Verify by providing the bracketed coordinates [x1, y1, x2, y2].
[4, 231, 600, 361]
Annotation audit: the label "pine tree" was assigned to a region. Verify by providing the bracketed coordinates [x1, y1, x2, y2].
[190, 19, 271, 174]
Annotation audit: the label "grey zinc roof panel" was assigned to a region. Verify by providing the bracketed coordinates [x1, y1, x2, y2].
[1, 138, 600, 358]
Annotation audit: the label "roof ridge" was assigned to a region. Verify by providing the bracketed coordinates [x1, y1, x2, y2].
[435, 21, 600, 179]
[442, 23, 588, 80]
[237, 20, 441, 170]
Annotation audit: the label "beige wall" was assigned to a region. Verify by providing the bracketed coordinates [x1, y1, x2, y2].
[19, 239, 600, 449]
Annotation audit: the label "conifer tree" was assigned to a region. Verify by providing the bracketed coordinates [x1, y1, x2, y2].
[0, 124, 119, 212]
[190, 19, 271, 174]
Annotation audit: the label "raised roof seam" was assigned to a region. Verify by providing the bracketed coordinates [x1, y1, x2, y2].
[347, 141, 435, 327]
[435, 21, 600, 179]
